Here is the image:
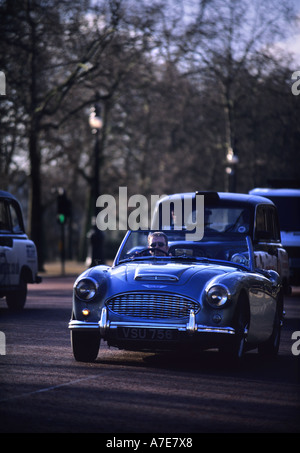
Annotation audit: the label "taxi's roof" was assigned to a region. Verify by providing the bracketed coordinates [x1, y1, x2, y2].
[157, 191, 275, 207]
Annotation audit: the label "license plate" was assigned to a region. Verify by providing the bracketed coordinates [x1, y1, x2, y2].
[117, 327, 176, 341]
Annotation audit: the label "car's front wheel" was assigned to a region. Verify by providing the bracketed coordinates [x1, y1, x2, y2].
[220, 295, 249, 363]
[71, 330, 100, 362]
[258, 305, 281, 357]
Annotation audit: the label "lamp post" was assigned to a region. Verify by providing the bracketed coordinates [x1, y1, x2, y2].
[88, 104, 104, 265]
[89, 104, 103, 212]
[225, 147, 239, 192]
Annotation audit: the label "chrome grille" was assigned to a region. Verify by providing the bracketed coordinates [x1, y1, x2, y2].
[106, 292, 200, 319]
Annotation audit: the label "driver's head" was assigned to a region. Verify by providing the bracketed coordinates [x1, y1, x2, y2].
[148, 232, 169, 256]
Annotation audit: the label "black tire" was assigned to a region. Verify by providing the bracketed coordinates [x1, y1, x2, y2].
[6, 275, 27, 310]
[71, 330, 100, 362]
[258, 306, 281, 357]
[220, 295, 249, 363]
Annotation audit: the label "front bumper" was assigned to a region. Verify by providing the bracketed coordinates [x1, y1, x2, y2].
[68, 307, 235, 337]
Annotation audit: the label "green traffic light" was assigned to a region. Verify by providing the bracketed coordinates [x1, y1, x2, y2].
[58, 213, 65, 224]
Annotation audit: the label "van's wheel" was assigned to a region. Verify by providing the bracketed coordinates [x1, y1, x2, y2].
[6, 274, 27, 310]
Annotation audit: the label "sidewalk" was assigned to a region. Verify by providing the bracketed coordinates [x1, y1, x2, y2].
[42, 260, 88, 277]
[41, 260, 113, 277]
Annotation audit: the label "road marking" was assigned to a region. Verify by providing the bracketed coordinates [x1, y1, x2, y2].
[0, 374, 102, 403]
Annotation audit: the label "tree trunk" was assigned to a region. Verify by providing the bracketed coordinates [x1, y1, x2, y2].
[28, 123, 44, 271]
[27, 5, 44, 270]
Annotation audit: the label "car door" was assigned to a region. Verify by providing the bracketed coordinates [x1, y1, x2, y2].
[254, 204, 280, 272]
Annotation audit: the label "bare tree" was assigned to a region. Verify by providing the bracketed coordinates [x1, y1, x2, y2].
[1, 0, 299, 264]
[0, 0, 130, 265]
[173, 0, 296, 189]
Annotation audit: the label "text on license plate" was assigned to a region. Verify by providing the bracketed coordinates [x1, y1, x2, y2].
[118, 327, 176, 341]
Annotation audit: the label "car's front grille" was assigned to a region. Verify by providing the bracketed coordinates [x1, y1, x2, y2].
[106, 292, 200, 320]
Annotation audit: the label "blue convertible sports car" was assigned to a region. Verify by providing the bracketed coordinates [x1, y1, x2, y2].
[69, 227, 284, 363]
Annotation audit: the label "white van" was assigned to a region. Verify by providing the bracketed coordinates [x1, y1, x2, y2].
[0, 190, 41, 309]
[249, 188, 300, 285]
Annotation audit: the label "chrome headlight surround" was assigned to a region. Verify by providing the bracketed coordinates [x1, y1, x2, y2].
[74, 277, 99, 301]
[206, 284, 230, 308]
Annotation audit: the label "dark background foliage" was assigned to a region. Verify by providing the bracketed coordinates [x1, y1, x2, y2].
[0, 0, 299, 265]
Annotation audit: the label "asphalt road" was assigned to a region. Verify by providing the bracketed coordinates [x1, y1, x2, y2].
[0, 275, 299, 435]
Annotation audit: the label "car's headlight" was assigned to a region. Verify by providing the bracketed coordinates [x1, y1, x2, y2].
[75, 278, 98, 301]
[206, 284, 230, 307]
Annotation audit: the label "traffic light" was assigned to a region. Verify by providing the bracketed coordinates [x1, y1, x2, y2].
[57, 213, 66, 224]
[57, 190, 71, 224]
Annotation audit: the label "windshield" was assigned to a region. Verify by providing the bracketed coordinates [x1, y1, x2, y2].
[187, 206, 250, 234]
[154, 201, 251, 236]
[115, 229, 254, 270]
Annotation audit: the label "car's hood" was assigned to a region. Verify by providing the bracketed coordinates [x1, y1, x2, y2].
[109, 261, 235, 289]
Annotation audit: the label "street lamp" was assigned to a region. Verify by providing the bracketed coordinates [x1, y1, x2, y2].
[88, 104, 104, 265]
[89, 104, 103, 131]
[225, 147, 239, 192]
[89, 104, 103, 212]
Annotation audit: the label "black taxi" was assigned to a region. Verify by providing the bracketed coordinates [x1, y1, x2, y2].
[152, 191, 290, 292]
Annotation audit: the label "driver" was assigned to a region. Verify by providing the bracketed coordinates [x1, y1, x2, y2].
[148, 232, 169, 256]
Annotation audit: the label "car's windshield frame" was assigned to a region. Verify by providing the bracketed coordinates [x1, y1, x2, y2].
[113, 229, 254, 271]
